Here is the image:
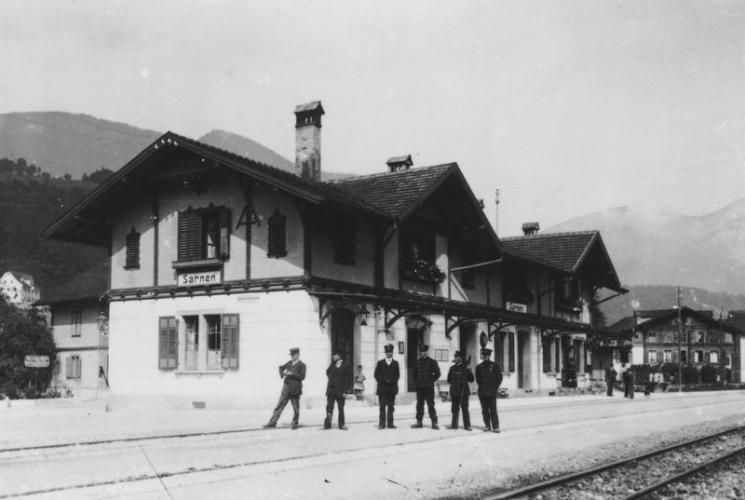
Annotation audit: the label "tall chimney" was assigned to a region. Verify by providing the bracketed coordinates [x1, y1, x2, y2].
[522, 222, 540, 236]
[294, 101, 324, 181]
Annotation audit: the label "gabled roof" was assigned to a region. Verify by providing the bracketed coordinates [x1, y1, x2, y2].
[36, 261, 109, 305]
[331, 164, 455, 218]
[43, 132, 388, 246]
[331, 163, 501, 252]
[2, 271, 35, 286]
[501, 230, 624, 291]
[610, 307, 739, 334]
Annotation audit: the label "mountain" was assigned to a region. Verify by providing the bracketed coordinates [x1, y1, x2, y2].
[547, 200, 745, 295]
[0, 113, 352, 182]
[0, 112, 161, 179]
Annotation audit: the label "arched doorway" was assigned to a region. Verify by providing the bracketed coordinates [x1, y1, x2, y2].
[330, 309, 355, 393]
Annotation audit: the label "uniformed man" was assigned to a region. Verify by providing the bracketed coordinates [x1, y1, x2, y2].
[447, 350, 474, 431]
[411, 344, 440, 429]
[605, 363, 616, 397]
[374, 343, 400, 429]
[324, 352, 349, 430]
[264, 347, 306, 429]
[475, 348, 502, 433]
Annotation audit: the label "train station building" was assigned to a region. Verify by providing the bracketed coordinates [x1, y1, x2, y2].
[42, 102, 626, 408]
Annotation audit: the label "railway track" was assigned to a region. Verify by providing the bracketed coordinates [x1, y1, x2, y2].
[483, 424, 745, 500]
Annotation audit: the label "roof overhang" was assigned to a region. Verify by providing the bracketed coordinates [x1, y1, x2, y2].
[42, 132, 388, 246]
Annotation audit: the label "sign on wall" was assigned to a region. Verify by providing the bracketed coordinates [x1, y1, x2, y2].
[178, 270, 222, 287]
[24, 355, 50, 368]
[506, 301, 528, 313]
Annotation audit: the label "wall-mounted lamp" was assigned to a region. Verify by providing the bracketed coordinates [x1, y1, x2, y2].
[96, 311, 109, 335]
[358, 307, 370, 326]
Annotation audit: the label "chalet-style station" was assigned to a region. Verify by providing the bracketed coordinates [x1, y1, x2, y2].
[43, 102, 626, 407]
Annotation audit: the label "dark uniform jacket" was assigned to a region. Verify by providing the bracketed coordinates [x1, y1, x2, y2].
[475, 360, 503, 397]
[605, 366, 617, 383]
[279, 360, 306, 396]
[413, 356, 441, 388]
[325, 361, 349, 398]
[374, 359, 400, 395]
[447, 361, 475, 397]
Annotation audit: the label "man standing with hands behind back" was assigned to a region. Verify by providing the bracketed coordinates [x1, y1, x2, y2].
[411, 344, 441, 430]
[374, 343, 400, 429]
[324, 352, 349, 430]
[475, 347, 502, 433]
[264, 347, 306, 430]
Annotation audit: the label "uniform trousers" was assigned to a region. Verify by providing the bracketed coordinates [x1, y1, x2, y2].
[415, 386, 438, 423]
[269, 385, 300, 425]
[324, 395, 345, 427]
[450, 393, 471, 428]
[378, 394, 396, 427]
[479, 396, 499, 430]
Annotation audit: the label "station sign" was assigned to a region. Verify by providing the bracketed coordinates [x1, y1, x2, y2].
[24, 355, 50, 368]
[178, 270, 221, 287]
[506, 302, 528, 314]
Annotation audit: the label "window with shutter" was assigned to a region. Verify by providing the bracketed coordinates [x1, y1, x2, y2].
[267, 209, 287, 258]
[333, 214, 356, 265]
[66, 355, 81, 379]
[177, 207, 231, 262]
[221, 314, 240, 369]
[554, 337, 560, 373]
[125, 227, 140, 269]
[71, 310, 82, 337]
[158, 317, 178, 370]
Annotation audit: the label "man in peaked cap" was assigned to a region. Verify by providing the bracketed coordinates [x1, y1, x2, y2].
[475, 347, 502, 433]
[411, 344, 441, 429]
[374, 343, 400, 429]
[447, 350, 475, 430]
[324, 352, 349, 430]
[264, 347, 306, 429]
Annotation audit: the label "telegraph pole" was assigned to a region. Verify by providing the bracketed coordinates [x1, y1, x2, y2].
[494, 188, 500, 235]
[677, 286, 683, 392]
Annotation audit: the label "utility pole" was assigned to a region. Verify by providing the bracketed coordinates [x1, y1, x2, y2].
[494, 188, 500, 235]
[677, 286, 683, 392]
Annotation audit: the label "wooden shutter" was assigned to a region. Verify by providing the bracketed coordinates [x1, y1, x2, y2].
[65, 356, 72, 378]
[267, 209, 287, 258]
[158, 317, 178, 370]
[508, 331, 515, 372]
[542, 336, 551, 373]
[554, 338, 561, 373]
[221, 314, 240, 369]
[218, 208, 231, 260]
[178, 210, 202, 262]
[125, 227, 140, 269]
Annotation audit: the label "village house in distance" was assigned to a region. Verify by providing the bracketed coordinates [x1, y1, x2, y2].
[0, 271, 40, 309]
[42, 101, 628, 408]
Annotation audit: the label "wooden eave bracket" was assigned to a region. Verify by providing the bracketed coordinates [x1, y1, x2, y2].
[446, 314, 468, 339]
[486, 320, 517, 339]
[383, 307, 409, 332]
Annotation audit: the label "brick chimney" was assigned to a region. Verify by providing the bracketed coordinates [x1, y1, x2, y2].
[294, 101, 324, 181]
[522, 222, 540, 236]
[386, 155, 413, 172]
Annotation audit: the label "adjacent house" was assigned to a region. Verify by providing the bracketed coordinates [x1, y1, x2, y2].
[0, 271, 40, 309]
[610, 307, 742, 383]
[42, 102, 626, 408]
[35, 262, 110, 397]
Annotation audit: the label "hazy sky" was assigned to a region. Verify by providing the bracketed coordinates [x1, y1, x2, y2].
[2, 0, 745, 236]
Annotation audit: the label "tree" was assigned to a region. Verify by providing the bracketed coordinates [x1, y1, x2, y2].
[0, 298, 56, 398]
[85, 167, 115, 184]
